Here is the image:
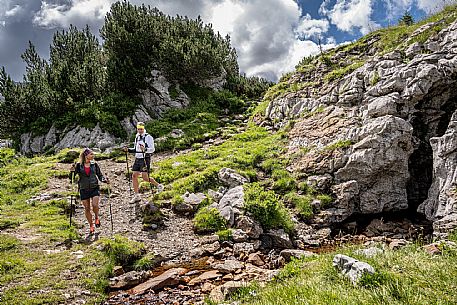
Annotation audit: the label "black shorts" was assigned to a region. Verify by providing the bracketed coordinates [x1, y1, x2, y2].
[80, 188, 100, 200]
[132, 156, 151, 173]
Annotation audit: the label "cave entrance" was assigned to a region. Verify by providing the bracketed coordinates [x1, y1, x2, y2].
[406, 86, 457, 216]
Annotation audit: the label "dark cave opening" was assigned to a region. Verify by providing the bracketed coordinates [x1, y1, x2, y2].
[334, 86, 457, 237]
[406, 88, 457, 216]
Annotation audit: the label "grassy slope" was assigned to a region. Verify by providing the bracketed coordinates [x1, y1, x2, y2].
[230, 241, 457, 305]
[0, 149, 149, 305]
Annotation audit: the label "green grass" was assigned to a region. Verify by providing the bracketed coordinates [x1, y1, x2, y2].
[0, 148, 153, 304]
[216, 229, 233, 241]
[151, 124, 286, 201]
[244, 183, 294, 234]
[193, 207, 227, 233]
[323, 139, 353, 151]
[232, 243, 457, 305]
[324, 61, 364, 82]
[98, 235, 146, 267]
[145, 87, 248, 151]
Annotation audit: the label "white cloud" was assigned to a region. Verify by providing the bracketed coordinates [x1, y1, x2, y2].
[5, 4, 23, 17]
[29, 0, 339, 81]
[33, 0, 111, 28]
[382, 0, 414, 22]
[296, 13, 330, 39]
[320, 0, 380, 35]
[416, 0, 456, 13]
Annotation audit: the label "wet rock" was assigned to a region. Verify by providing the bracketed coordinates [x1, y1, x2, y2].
[280, 249, 316, 262]
[131, 267, 187, 294]
[333, 254, 375, 286]
[218, 168, 248, 188]
[188, 270, 222, 286]
[109, 271, 150, 290]
[235, 216, 263, 239]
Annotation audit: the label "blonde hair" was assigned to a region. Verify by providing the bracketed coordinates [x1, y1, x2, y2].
[79, 150, 86, 165]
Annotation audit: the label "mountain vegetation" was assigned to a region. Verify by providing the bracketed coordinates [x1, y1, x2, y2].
[0, 1, 269, 141]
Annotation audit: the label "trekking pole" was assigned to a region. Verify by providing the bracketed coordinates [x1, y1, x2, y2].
[125, 150, 132, 194]
[69, 170, 75, 228]
[107, 183, 113, 235]
[142, 149, 154, 193]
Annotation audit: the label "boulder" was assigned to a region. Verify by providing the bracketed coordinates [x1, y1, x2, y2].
[213, 259, 243, 274]
[218, 168, 248, 188]
[262, 229, 293, 249]
[140, 70, 189, 118]
[109, 271, 149, 290]
[130, 268, 187, 294]
[210, 281, 246, 302]
[232, 229, 249, 242]
[333, 254, 375, 286]
[212, 186, 244, 227]
[188, 270, 222, 286]
[235, 216, 263, 239]
[233, 242, 257, 256]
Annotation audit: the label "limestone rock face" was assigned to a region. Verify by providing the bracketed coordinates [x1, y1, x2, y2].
[19, 69, 197, 154]
[335, 115, 414, 215]
[140, 70, 190, 118]
[21, 123, 117, 154]
[266, 18, 457, 234]
[418, 110, 457, 238]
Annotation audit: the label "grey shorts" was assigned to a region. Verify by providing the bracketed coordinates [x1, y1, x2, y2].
[132, 156, 151, 173]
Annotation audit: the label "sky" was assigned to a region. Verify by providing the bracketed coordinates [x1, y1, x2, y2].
[0, 0, 455, 82]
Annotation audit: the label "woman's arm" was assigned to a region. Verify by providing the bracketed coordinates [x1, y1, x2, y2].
[95, 163, 108, 183]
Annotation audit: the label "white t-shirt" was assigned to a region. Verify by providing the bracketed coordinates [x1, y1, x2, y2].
[133, 132, 155, 159]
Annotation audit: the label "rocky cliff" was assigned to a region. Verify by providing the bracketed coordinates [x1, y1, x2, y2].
[264, 13, 457, 236]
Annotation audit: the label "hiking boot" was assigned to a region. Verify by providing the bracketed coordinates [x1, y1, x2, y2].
[90, 225, 95, 234]
[95, 218, 101, 228]
[157, 184, 164, 193]
[129, 193, 141, 204]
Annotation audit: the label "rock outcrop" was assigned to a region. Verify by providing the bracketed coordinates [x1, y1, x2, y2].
[266, 18, 457, 235]
[19, 70, 192, 154]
